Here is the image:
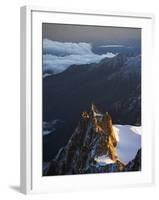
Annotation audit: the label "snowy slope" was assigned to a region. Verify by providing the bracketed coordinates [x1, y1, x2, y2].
[113, 125, 141, 164]
[94, 155, 115, 166]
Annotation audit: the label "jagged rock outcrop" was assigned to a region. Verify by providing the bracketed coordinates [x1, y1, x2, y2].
[124, 148, 141, 171]
[45, 104, 126, 176]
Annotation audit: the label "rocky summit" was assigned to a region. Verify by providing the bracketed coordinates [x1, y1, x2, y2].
[44, 104, 141, 176]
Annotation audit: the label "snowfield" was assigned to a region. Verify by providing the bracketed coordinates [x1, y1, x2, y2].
[113, 125, 141, 165]
[94, 125, 141, 167]
[43, 130, 53, 136]
[94, 154, 115, 166]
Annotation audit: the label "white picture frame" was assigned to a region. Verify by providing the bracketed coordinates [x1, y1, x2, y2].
[20, 5, 154, 194]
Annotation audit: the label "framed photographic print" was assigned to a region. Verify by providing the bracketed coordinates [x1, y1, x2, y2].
[20, 6, 154, 194]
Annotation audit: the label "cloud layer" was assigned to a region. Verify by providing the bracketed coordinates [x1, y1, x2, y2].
[43, 39, 116, 75]
[99, 45, 124, 48]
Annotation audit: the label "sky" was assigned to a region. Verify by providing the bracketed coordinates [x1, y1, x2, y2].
[42, 23, 141, 75]
[42, 23, 141, 47]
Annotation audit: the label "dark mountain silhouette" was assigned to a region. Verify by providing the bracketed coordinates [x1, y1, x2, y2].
[124, 148, 141, 171]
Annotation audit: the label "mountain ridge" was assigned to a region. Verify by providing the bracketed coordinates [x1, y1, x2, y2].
[43, 53, 141, 162]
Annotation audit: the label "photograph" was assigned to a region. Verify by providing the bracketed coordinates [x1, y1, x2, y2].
[42, 23, 141, 176]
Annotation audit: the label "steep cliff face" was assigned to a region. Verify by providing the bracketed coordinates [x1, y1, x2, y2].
[45, 104, 126, 176]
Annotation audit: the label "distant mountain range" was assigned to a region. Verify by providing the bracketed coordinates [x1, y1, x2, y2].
[93, 45, 141, 57]
[43, 53, 141, 162]
[42, 40, 141, 77]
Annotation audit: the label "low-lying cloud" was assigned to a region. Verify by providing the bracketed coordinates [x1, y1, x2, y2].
[43, 39, 93, 56]
[99, 45, 124, 48]
[43, 39, 116, 75]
